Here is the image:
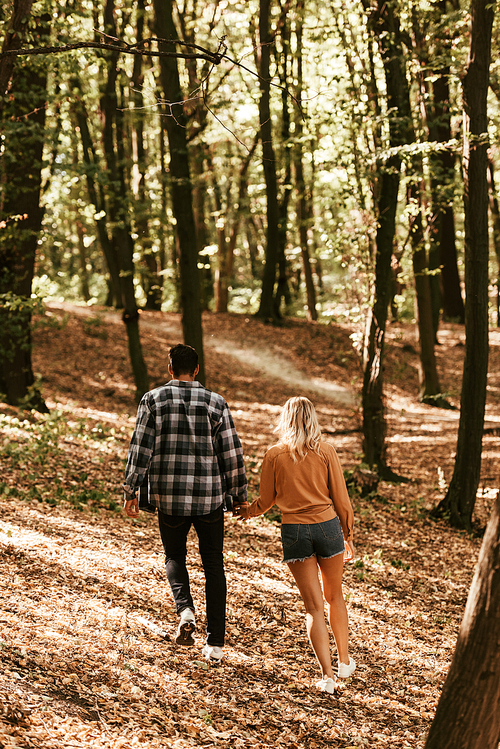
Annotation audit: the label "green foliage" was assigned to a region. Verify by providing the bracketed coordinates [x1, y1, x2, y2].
[5, 0, 492, 335]
[0, 411, 119, 512]
[0, 293, 44, 362]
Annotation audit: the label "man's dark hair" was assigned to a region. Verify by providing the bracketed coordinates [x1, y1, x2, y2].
[169, 344, 199, 377]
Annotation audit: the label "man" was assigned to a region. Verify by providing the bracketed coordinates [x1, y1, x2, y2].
[123, 344, 247, 661]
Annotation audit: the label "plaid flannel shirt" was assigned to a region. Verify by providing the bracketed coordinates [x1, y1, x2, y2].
[123, 380, 247, 515]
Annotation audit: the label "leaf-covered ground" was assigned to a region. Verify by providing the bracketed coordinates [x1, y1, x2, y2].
[0, 306, 499, 749]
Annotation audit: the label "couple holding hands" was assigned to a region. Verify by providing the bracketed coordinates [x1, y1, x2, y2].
[123, 344, 355, 695]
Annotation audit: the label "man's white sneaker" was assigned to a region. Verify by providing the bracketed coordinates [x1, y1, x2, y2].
[175, 608, 196, 646]
[338, 657, 356, 678]
[316, 676, 336, 694]
[202, 644, 224, 661]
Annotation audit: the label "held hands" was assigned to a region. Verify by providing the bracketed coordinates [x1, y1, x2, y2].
[233, 501, 250, 520]
[123, 496, 139, 518]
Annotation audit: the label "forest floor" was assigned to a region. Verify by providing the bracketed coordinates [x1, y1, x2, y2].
[0, 305, 499, 749]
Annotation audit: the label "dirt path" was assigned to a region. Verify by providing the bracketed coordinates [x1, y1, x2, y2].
[51, 303, 358, 407]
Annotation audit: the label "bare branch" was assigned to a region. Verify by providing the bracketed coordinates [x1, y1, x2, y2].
[0, 37, 227, 65]
[0, 32, 303, 117]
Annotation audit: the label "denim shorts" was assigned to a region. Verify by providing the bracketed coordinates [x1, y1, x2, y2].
[281, 516, 345, 563]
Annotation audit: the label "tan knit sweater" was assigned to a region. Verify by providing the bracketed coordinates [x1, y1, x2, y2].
[247, 442, 354, 540]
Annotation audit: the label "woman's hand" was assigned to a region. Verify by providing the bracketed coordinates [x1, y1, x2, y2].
[343, 538, 355, 563]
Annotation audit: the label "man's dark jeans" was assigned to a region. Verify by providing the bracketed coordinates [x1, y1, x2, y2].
[158, 504, 226, 647]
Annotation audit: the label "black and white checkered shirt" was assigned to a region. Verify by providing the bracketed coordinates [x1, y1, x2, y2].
[123, 380, 247, 515]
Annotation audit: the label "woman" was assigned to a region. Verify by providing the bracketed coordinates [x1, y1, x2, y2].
[237, 396, 355, 694]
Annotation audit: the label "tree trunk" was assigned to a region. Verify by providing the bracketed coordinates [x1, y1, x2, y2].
[432, 0, 493, 530]
[408, 171, 450, 407]
[0, 0, 35, 105]
[428, 4, 465, 324]
[273, 14, 292, 319]
[212, 142, 257, 314]
[132, 0, 162, 311]
[425, 492, 500, 749]
[361, 160, 400, 473]
[0, 13, 49, 412]
[411, 0, 464, 329]
[428, 83, 465, 325]
[361, 0, 406, 475]
[70, 83, 122, 307]
[176, 7, 214, 313]
[191, 143, 213, 311]
[101, 0, 149, 400]
[153, 0, 205, 383]
[294, 0, 317, 322]
[256, 0, 280, 322]
[412, 238, 448, 406]
[487, 161, 500, 327]
[209, 151, 231, 314]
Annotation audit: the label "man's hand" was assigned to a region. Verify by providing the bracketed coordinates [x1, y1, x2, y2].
[124, 496, 139, 518]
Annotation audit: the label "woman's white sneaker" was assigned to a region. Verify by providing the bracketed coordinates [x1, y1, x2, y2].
[316, 676, 336, 694]
[338, 656, 356, 678]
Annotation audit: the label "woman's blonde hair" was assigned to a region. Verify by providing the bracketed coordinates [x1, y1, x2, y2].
[276, 396, 321, 462]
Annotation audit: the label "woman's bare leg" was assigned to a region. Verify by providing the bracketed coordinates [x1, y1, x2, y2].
[287, 556, 334, 679]
[318, 553, 349, 664]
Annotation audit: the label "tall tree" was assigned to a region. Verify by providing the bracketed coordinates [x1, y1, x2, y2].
[70, 78, 122, 308]
[132, 0, 163, 311]
[293, 0, 317, 322]
[256, 0, 280, 322]
[426, 1, 465, 326]
[425, 493, 500, 749]
[488, 161, 500, 326]
[432, 0, 493, 530]
[360, 0, 407, 475]
[212, 142, 258, 314]
[273, 11, 292, 318]
[0, 10, 50, 411]
[153, 0, 205, 383]
[100, 0, 149, 401]
[0, 0, 35, 107]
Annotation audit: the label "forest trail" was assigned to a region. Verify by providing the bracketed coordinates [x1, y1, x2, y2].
[1, 303, 499, 749]
[53, 302, 358, 406]
[50, 303, 500, 432]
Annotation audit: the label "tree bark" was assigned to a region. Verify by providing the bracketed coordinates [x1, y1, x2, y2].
[425, 2, 465, 325]
[412, 231, 449, 406]
[213, 142, 257, 314]
[425, 492, 500, 749]
[100, 0, 149, 400]
[0, 12, 49, 412]
[132, 0, 162, 311]
[256, 0, 280, 322]
[70, 80, 122, 307]
[70, 132, 91, 302]
[153, 0, 205, 383]
[488, 161, 500, 327]
[273, 14, 292, 319]
[176, 6, 213, 312]
[432, 0, 493, 530]
[191, 144, 213, 311]
[0, 0, 35, 104]
[294, 0, 317, 322]
[361, 0, 405, 475]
